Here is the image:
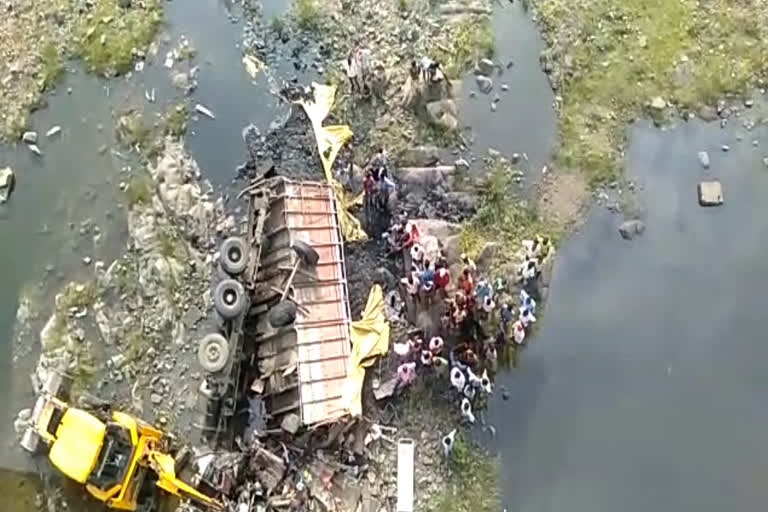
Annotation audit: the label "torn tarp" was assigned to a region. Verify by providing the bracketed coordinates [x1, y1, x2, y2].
[295, 83, 367, 242]
[342, 285, 391, 416]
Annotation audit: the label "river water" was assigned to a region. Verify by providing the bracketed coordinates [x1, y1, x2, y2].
[489, 118, 768, 511]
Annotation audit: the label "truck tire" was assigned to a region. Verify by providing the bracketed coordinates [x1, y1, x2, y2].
[292, 239, 319, 266]
[268, 300, 297, 328]
[197, 333, 230, 373]
[220, 236, 248, 275]
[214, 279, 246, 320]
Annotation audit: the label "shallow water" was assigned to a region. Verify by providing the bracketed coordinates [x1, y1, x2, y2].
[489, 118, 768, 511]
[459, 1, 557, 176]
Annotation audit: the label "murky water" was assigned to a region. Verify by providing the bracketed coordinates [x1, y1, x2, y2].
[489, 118, 768, 511]
[459, 1, 557, 175]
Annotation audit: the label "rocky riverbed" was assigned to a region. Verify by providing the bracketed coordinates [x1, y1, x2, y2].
[24, 137, 232, 435]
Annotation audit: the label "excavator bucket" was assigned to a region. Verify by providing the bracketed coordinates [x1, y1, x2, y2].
[149, 451, 223, 511]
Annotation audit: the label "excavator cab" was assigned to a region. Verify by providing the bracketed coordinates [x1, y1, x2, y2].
[21, 372, 223, 512]
[84, 412, 165, 511]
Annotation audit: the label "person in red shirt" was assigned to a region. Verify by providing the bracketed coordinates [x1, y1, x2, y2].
[434, 267, 451, 294]
[458, 268, 474, 296]
[363, 171, 375, 204]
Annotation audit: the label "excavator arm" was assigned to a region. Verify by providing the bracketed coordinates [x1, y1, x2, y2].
[148, 451, 223, 511]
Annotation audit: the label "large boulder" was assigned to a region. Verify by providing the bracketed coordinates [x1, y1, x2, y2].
[0, 167, 15, 204]
[400, 145, 440, 167]
[398, 166, 455, 191]
[425, 100, 459, 131]
[476, 242, 501, 270]
[412, 219, 461, 240]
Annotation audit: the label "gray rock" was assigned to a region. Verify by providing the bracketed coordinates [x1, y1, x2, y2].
[28, 144, 42, 156]
[698, 105, 718, 122]
[476, 75, 493, 94]
[0, 167, 15, 204]
[172, 72, 190, 90]
[454, 158, 469, 171]
[281, 413, 301, 434]
[150, 393, 163, 405]
[476, 242, 500, 270]
[374, 267, 397, 289]
[412, 219, 461, 240]
[488, 148, 501, 158]
[501, 84, 509, 91]
[650, 96, 666, 110]
[697, 151, 710, 169]
[721, 144, 730, 152]
[763, 157, 768, 168]
[425, 100, 459, 130]
[477, 58, 495, 76]
[46, 126, 62, 138]
[745, 99, 754, 108]
[698, 180, 723, 206]
[22, 131, 38, 144]
[400, 145, 439, 167]
[618, 219, 646, 240]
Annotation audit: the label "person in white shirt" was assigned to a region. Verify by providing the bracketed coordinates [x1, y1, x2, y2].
[346, 49, 361, 93]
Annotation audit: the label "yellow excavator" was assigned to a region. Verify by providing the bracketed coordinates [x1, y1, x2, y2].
[20, 374, 222, 512]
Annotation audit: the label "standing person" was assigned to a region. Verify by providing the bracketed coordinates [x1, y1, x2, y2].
[363, 170, 375, 207]
[356, 47, 373, 93]
[429, 61, 450, 86]
[434, 267, 451, 295]
[458, 268, 474, 297]
[346, 49, 361, 93]
[409, 60, 420, 82]
[401, 273, 421, 304]
[420, 55, 434, 82]
[460, 253, 477, 276]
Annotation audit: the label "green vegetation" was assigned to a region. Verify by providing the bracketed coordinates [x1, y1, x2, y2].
[163, 104, 188, 138]
[296, 0, 321, 30]
[124, 328, 150, 362]
[398, 0, 408, 11]
[536, 0, 768, 186]
[437, 17, 495, 78]
[428, 433, 501, 512]
[460, 159, 560, 261]
[157, 228, 183, 260]
[75, 0, 163, 75]
[40, 42, 64, 91]
[45, 281, 99, 350]
[124, 175, 154, 207]
[116, 110, 151, 149]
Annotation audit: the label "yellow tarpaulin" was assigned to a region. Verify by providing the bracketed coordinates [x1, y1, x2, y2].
[343, 285, 391, 416]
[295, 83, 368, 242]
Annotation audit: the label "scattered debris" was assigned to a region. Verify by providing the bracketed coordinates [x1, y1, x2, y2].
[697, 151, 710, 169]
[195, 103, 216, 119]
[22, 131, 38, 144]
[0, 167, 15, 204]
[698, 180, 724, 206]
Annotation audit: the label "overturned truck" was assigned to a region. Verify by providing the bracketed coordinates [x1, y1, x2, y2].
[198, 176, 354, 446]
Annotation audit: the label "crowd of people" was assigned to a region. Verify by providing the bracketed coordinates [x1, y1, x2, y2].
[379, 211, 553, 430]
